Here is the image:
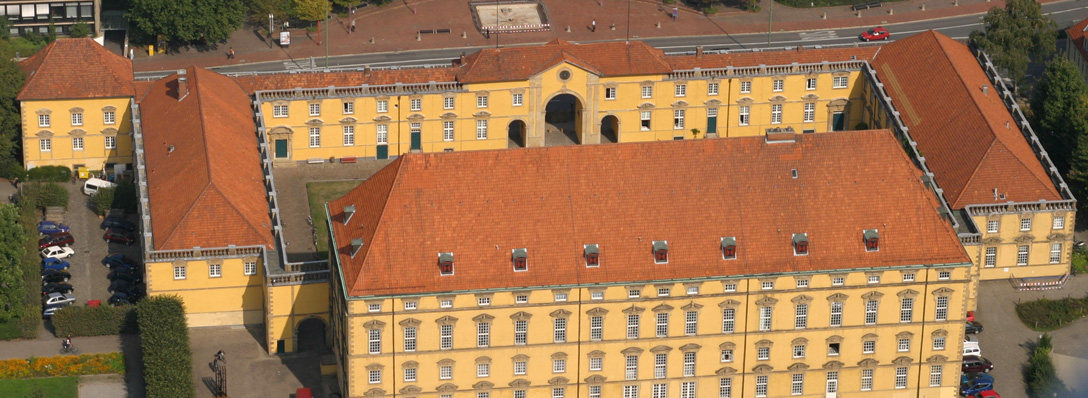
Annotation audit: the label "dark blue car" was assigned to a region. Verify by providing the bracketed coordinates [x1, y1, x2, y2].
[37, 220, 69, 235]
[41, 258, 69, 271]
[102, 254, 141, 271]
[960, 373, 994, 396]
[100, 216, 136, 231]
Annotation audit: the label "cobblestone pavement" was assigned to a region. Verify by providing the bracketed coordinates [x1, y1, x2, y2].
[189, 326, 326, 398]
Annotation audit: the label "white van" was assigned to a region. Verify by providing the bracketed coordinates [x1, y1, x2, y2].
[963, 336, 981, 356]
[82, 177, 116, 196]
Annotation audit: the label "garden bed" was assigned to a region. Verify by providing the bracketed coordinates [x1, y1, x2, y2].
[0, 353, 125, 379]
[1016, 296, 1088, 331]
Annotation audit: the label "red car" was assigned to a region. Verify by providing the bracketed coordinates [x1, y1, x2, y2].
[103, 228, 136, 246]
[38, 232, 74, 250]
[970, 391, 1000, 398]
[860, 27, 890, 41]
[967, 311, 975, 322]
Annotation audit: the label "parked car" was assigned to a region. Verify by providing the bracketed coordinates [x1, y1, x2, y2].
[36, 220, 69, 235]
[107, 292, 138, 306]
[42, 292, 76, 306]
[40, 246, 75, 259]
[41, 282, 74, 296]
[103, 228, 135, 245]
[960, 373, 994, 396]
[100, 216, 136, 231]
[859, 26, 890, 41]
[108, 271, 143, 285]
[102, 253, 140, 270]
[966, 310, 975, 322]
[966, 321, 984, 334]
[968, 390, 1001, 398]
[40, 269, 71, 284]
[962, 355, 993, 373]
[41, 258, 69, 271]
[42, 302, 71, 318]
[38, 232, 74, 250]
[108, 280, 143, 296]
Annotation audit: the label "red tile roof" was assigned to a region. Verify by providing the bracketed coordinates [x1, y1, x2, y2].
[456, 39, 674, 83]
[138, 67, 274, 251]
[232, 67, 460, 93]
[329, 130, 970, 297]
[666, 46, 878, 70]
[1067, 18, 1088, 64]
[871, 31, 1061, 209]
[17, 38, 134, 101]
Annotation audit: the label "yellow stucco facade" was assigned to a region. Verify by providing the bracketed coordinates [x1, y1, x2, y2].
[145, 252, 267, 327]
[20, 97, 134, 170]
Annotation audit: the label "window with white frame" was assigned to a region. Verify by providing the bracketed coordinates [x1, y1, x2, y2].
[368, 370, 381, 384]
[826, 371, 839, 394]
[71, 112, 82, 126]
[681, 381, 696, 398]
[476, 120, 488, 139]
[796, 279, 809, 288]
[939, 271, 951, 279]
[555, 293, 568, 302]
[740, 81, 752, 93]
[477, 363, 489, 377]
[683, 352, 696, 377]
[514, 320, 527, 345]
[759, 306, 772, 331]
[723, 283, 737, 292]
[895, 367, 908, 388]
[868, 275, 880, 284]
[343, 102, 354, 114]
[72, 137, 83, 151]
[640, 110, 652, 131]
[863, 340, 875, 354]
[720, 378, 732, 398]
[627, 314, 640, 339]
[1017, 245, 1029, 265]
[935, 296, 949, 321]
[861, 369, 874, 390]
[1051, 243, 1062, 264]
[589, 386, 601, 398]
[1054, 216, 1066, 230]
[442, 121, 454, 141]
[410, 98, 422, 111]
[368, 304, 380, 312]
[929, 365, 942, 386]
[553, 358, 566, 373]
[795, 304, 808, 329]
[404, 301, 417, 310]
[897, 338, 910, 352]
[403, 327, 416, 351]
[830, 301, 843, 327]
[933, 336, 946, 350]
[589, 357, 602, 371]
[738, 106, 750, 126]
[443, 97, 455, 109]
[104, 136, 116, 150]
[38, 114, 50, 127]
[685, 311, 698, 335]
[554, 318, 567, 343]
[404, 367, 417, 382]
[440, 365, 452, 379]
[654, 353, 667, 378]
[687, 286, 700, 295]
[987, 220, 999, 233]
[708, 82, 719, 95]
[625, 355, 638, 380]
[806, 78, 817, 90]
[773, 79, 784, 91]
[903, 273, 915, 282]
[641, 86, 653, 98]
[757, 347, 769, 360]
[308, 127, 320, 147]
[173, 266, 185, 279]
[273, 105, 288, 117]
[440, 299, 452, 308]
[832, 276, 845, 285]
[771, 104, 782, 124]
[368, 328, 381, 354]
[628, 288, 641, 298]
[756, 375, 768, 397]
[209, 263, 221, 277]
[657, 287, 670, 297]
[722, 308, 735, 333]
[244, 262, 256, 275]
[791, 373, 804, 395]
[674, 109, 685, 129]
[377, 100, 388, 113]
[552, 387, 565, 398]
[477, 297, 490, 306]
[342, 126, 355, 146]
[675, 84, 687, 97]
[793, 344, 806, 358]
[477, 393, 489, 398]
[590, 316, 603, 341]
[309, 103, 320, 116]
[39, 138, 51, 152]
[103, 111, 115, 124]
[865, 300, 878, 325]
[624, 386, 639, 398]
[512, 93, 523, 106]
[900, 298, 913, 323]
[803, 103, 815, 122]
[656, 312, 669, 337]
[1021, 218, 1032, 231]
[476, 95, 488, 108]
[833, 76, 849, 88]
[605, 87, 616, 100]
[440, 324, 453, 349]
[653, 384, 667, 398]
[721, 349, 733, 362]
[477, 322, 490, 347]
[761, 281, 774, 290]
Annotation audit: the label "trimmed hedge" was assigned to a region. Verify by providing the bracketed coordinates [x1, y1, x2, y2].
[138, 295, 194, 398]
[18, 183, 68, 209]
[1016, 296, 1088, 331]
[91, 187, 115, 216]
[0, 353, 124, 379]
[51, 305, 137, 337]
[24, 166, 70, 183]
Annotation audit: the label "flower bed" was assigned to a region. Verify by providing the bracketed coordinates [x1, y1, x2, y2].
[0, 353, 124, 379]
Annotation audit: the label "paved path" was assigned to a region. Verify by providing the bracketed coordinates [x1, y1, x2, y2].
[131, 0, 1047, 72]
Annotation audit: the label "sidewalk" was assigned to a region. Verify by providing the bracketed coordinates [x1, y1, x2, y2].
[0, 333, 126, 358]
[131, 0, 1039, 72]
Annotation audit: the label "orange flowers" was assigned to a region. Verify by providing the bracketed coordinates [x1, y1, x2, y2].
[0, 353, 124, 379]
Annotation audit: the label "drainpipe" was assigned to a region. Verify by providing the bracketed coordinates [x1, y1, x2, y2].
[396, 96, 402, 155]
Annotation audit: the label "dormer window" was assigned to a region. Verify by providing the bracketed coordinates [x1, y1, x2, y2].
[863, 229, 880, 252]
[721, 237, 737, 260]
[792, 233, 809, 256]
[512, 248, 528, 271]
[584, 244, 600, 267]
[438, 252, 455, 275]
[653, 241, 669, 264]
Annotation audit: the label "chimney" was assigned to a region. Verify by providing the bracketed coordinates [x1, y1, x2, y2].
[982, 84, 988, 96]
[176, 69, 189, 101]
[696, 46, 703, 59]
[350, 238, 364, 258]
[343, 204, 356, 225]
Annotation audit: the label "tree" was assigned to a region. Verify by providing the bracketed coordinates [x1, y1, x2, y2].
[0, 44, 25, 171]
[68, 22, 92, 38]
[126, 0, 246, 44]
[0, 204, 26, 322]
[292, 0, 327, 23]
[1031, 57, 1088, 174]
[969, 0, 1057, 85]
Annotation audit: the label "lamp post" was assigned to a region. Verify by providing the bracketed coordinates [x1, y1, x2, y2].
[325, 0, 330, 68]
[767, 0, 774, 47]
[269, 13, 273, 35]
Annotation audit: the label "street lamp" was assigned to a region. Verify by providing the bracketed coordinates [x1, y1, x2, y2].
[269, 13, 274, 35]
[767, 0, 774, 47]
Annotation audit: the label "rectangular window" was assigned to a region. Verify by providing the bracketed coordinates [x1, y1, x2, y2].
[641, 86, 653, 98]
[796, 279, 809, 288]
[981, 247, 994, 267]
[590, 316, 603, 341]
[308, 127, 321, 147]
[935, 296, 949, 321]
[440, 365, 452, 379]
[738, 106, 750, 126]
[826, 371, 839, 394]
[987, 220, 999, 233]
[740, 81, 752, 93]
[627, 314, 640, 339]
[553, 359, 566, 373]
[368, 304, 380, 312]
[555, 293, 568, 302]
[1018, 245, 1029, 265]
[103, 111, 115, 124]
[865, 300, 878, 325]
[861, 369, 874, 390]
[795, 304, 808, 329]
[342, 125, 355, 146]
[1021, 218, 1032, 231]
[757, 347, 769, 360]
[657, 287, 670, 297]
[933, 336, 946, 350]
[476, 95, 488, 108]
[477, 322, 490, 347]
[771, 104, 782, 124]
[514, 320, 527, 345]
[173, 266, 185, 279]
[410, 98, 422, 111]
[675, 84, 687, 97]
[404, 367, 416, 382]
[403, 327, 416, 351]
[756, 375, 768, 397]
[343, 102, 354, 114]
[900, 298, 913, 323]
[721, 349, 733, 362]
[368, 329, 381, 354]
[404, 301, 417, 310]
[104, 136, 116, 150]
[552, 387, 565, 398]
[512, 93, 523, 106]
[654, 353, 667, 378]
[640, 110, 652, 131]
[244, 262, 256, 275]
[377, 100, 388, 113]
[929, 365, 943, 387]
[761, 281, 774, 290]
[440, 324, 453, 349]
[476, 120, 488, 139]
[1054, 216, 1066, 230]
[895, 367, 908, 388]
[515, 295, 528, 304]
[830, 301, 843, 327]
[368, 370, 381, 384]
[38, 114, 49, 127]
[939, 271, 951, 279]
[833, 76, 848, 88]
[806, 78, 817, 90]
[442, 97, 455, 109]
[629, 289, 641, 298]
[773, 79, 784, 91]
[832, 277, 845, 285]
[71, 113, 82, 126]
[273, 105, 288, 117]
[723, 283, 737, 292]
[683, 352, 696, 377]
[793, 344, 806, 358]
[477, 297, 490, 306]
[719, 378, 732, 398]
[722, 308, 735, 333]
[681, 381, 696, 398]
[708, 82, 719, 95]
[440, 299, 452, 308]
[477, 363, 489, 377]
[39, 138, 51, 152]
[687, 286, 700, 295]
[308, 103, 320, 116]
[868, 275, 880, 284]
[440, 121, 455, 141]
[554, 318, 567, 343]
[625, 355, 638, 380]
[72, 137, 83, 151]
[674, 109, 685, 129]
[605, 87, 616, 100]
[897, 338, 910, 352]
[791, 373, 804, 395]
[863, 340, 875, 354]
[803, 103, 815, 122]
[656, 312, 669, 337]
[759, 306, 772, 331]
[209, 263, 221, 277]
[478, 393, 489, 398]
[685, 311, 698, 335]
[624, 386, 639, 398]
[1051, 243, 1062, 264]
[590, 357, 602, 371]
[589, 386, 601, 398]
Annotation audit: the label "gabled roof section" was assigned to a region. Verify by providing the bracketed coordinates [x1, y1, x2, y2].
[1066, 18, 1088, 65]
[457, 40, 673, 83]
[329, 130, 969, 297]
[871, 30, 1060, 208]
[18, 38, 134, 101]
[666, 46, 879, 70]
[232, 67, 460, 93]
[139, 67, 274, 250]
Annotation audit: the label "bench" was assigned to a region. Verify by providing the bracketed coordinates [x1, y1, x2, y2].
[867, 1, 882, 7]
[340, 156, 358, 164]
[851, 3, 869, 10]
[418, 29, 452, 35]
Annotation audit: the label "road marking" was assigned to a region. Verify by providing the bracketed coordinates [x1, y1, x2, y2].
[799, 31, 839, 41]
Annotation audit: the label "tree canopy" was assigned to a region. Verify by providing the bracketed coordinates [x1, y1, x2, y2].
[126, 0, 246, 44]
[292, 0, 327, 22]
[1032, 57, 1088, 173]
[0, 204, 26, 322]
[969, 0, 1057, 85]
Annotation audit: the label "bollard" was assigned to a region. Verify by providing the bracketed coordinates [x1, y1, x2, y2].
[822, 12, 827, 19]
[857, 11, 861, 17]
[370, 37, 375, 44]
[889, 8, 893, 14]
[416, 32, 421, 41]
[954, 0, 958, 5]
[656, 21, 661, 28]
[921, 4, 925, 10]
[461, 32, 467, 38]
[610, 23, 616, 30]
[565, 25, 571, 32]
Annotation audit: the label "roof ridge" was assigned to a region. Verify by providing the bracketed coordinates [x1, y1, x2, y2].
[354, 156, 408, 269]
[204, 183, 271, 245]
[157, 182, 214, 247]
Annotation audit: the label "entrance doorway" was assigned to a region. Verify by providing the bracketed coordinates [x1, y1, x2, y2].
[832, 112, 845, 131]
[544, 94, 582, 146]
[600, 116, 619, 143]
[508, 120, 526, 148]
[295, 318, 326, 352]
[274, 139, 288, 158]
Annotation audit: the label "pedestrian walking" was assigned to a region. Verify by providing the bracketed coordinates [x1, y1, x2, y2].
[227, 47, 235, 60]
[591, 19, 596, 32]
[10, 176, 18, 188]
[216, 350, 225, 362]
[351, 20, 356, 33]
[672, 7, 679, 20]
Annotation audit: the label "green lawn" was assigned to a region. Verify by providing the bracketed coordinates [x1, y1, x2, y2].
[306, 181, 362, 259]
[0, 377, 79, 398]
[1017, 296, 1088, 331]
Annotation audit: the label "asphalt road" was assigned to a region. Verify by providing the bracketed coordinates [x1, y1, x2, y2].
[133, 1, 1088, 80]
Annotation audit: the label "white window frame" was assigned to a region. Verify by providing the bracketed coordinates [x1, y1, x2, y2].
[803, 103, 815, 122]
[933, 336, 946, 350]
[410, 98, 422, 111]
[720, 349, 733, 362]
[605, 87, 617, 100]
[511, 93, 523, 107]
[1021, 218, 1032, 231]
[440, 365, 452, 379]
[368, 304, 380, 312]
[308, 127, 321, 148]
[832, 276, 845, 285]
[477, 363, 490, 377]
[863, 340, 875, 354]
[861, 369, 874, 391]
[939, 271, 951, 280]
[674, 109, 685, 129]
[514, 319, 527, 345]
[708, 82, 719, 95]
[342, 125, 355, 146]
[793, 344, 806, 358]
[654, 353, 667, 378]
[1051, 243, 1062, 264]
[368, 370, 381, 384]
[38, 114, 50, 127]
[1054, 216, 1066, 230]
[476, 321, 490, 347]
[795, 303, 808, 329]
[70, 112, 82, 126]
[243, 262, 256, 275]
[591, 291, 604, 299]
[771, 104, 782, 124]
[440, 324, 453, 349]
[72, 137, 83, 151]
[903, 273, 915, 282]
[442, 121, 454, 141]
[553, 317, 567, 343]
[627, 314, 640, 339]
[377, 100, 388, 113]
[555, 293, 568, 302]
[720, 378, 732, 398]
[681, 381, 696, 398]
[476, 120, 488, 139]
[758, 347, 770, 360]
[656, 312, 669, 338]
[625, 355, 638, 380]
[103, 111, 116, 125]
[440, 299, 453, 308]
[590, 316, 603, 341]
[1017, 245, 1029, 265]
[791, 373, 804, 395]
[404, 367, 416, 382]
[897, 338, 910, 352]
[553, 359, 566, 373]
[641, 86, 653, 98]
[773, 79, 784, 92]
[173, 266, 186, 280]
[756, 375, 768, 397]
[404, 327, 417, 351]
[935, 296, 949, 321]
[829, 301, 843, 327]
[895, 367, 908, 388]
[209, 263, 221, 278]
[343, 102, 354, 115]
[589, 357, 603, 371]
[476, 95, 489, 108]
[308, 103, 320, 116]
[377, 124, 388, 145]
[675, 84, 686, 97]
[368, 328, 381, 354]
[759, 306, 772, 331]
[833, 76, 848, 88]
[738, 106, 750, 126]
[929, 364, 942, 387]
[39, 138, 51, 152]
[900, 298, 913, 323]
[640, 110, 652, 131]
[104, 136, 116, 150]
[273, 105, 288, 117]
[683, 352, 696, 377]
[865, 300, 878, 325]
[443, 97, 455, 109]
[723, 283, 737, 292]
[685, 311, 698, 335]
[987, 220, 999, 233]
[806, 78, 817, 90]
[740, 81, 752, 93]
[722, 308, 735, 333]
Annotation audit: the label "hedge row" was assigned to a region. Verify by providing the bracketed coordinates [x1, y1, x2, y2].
[138, 295, 194, 398]
[24, 166, 70, 183]
[51, 305, 137, 337]
[17, 182, 68, 210]
[0, 353, 124, 379]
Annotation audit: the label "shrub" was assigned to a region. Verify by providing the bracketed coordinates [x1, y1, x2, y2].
[52, 305, 137, 337]
[68, 22, 91, 38]
[91, 187, 115, 216]
[111, 180, 137, 213]
[1072, 249, 1087, 275]
[1016, 297, 1088, 331]
[138, 296, 194, 398]
[19, 183, 68, 209]
[1025, 334, 1065, 398]
[703, 6, 718, 14]
[24, 166, 70, 183]
[0, 353, 125, 379]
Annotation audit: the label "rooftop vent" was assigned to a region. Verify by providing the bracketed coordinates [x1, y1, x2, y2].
[791, 169, 798, 179]
[584, 244, 600, 267]
[982, 85, 989, 96]
[512, 248, 528, 271]
[792, 233, 809, 255]
[863, 229, 880, 252]
[350, 238, 364, 258]
[438, 252, 454, 275]
[765, 127, 796, 143]
[721, 237, 737, 260]
[653, 240, 669, 264]
[343, 204, 356, 225]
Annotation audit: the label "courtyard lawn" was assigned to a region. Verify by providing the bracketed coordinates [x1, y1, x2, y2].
[307, 181, 362, 259]
[1016, 296, 1088, 331]
[0, 376, 78, 398]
